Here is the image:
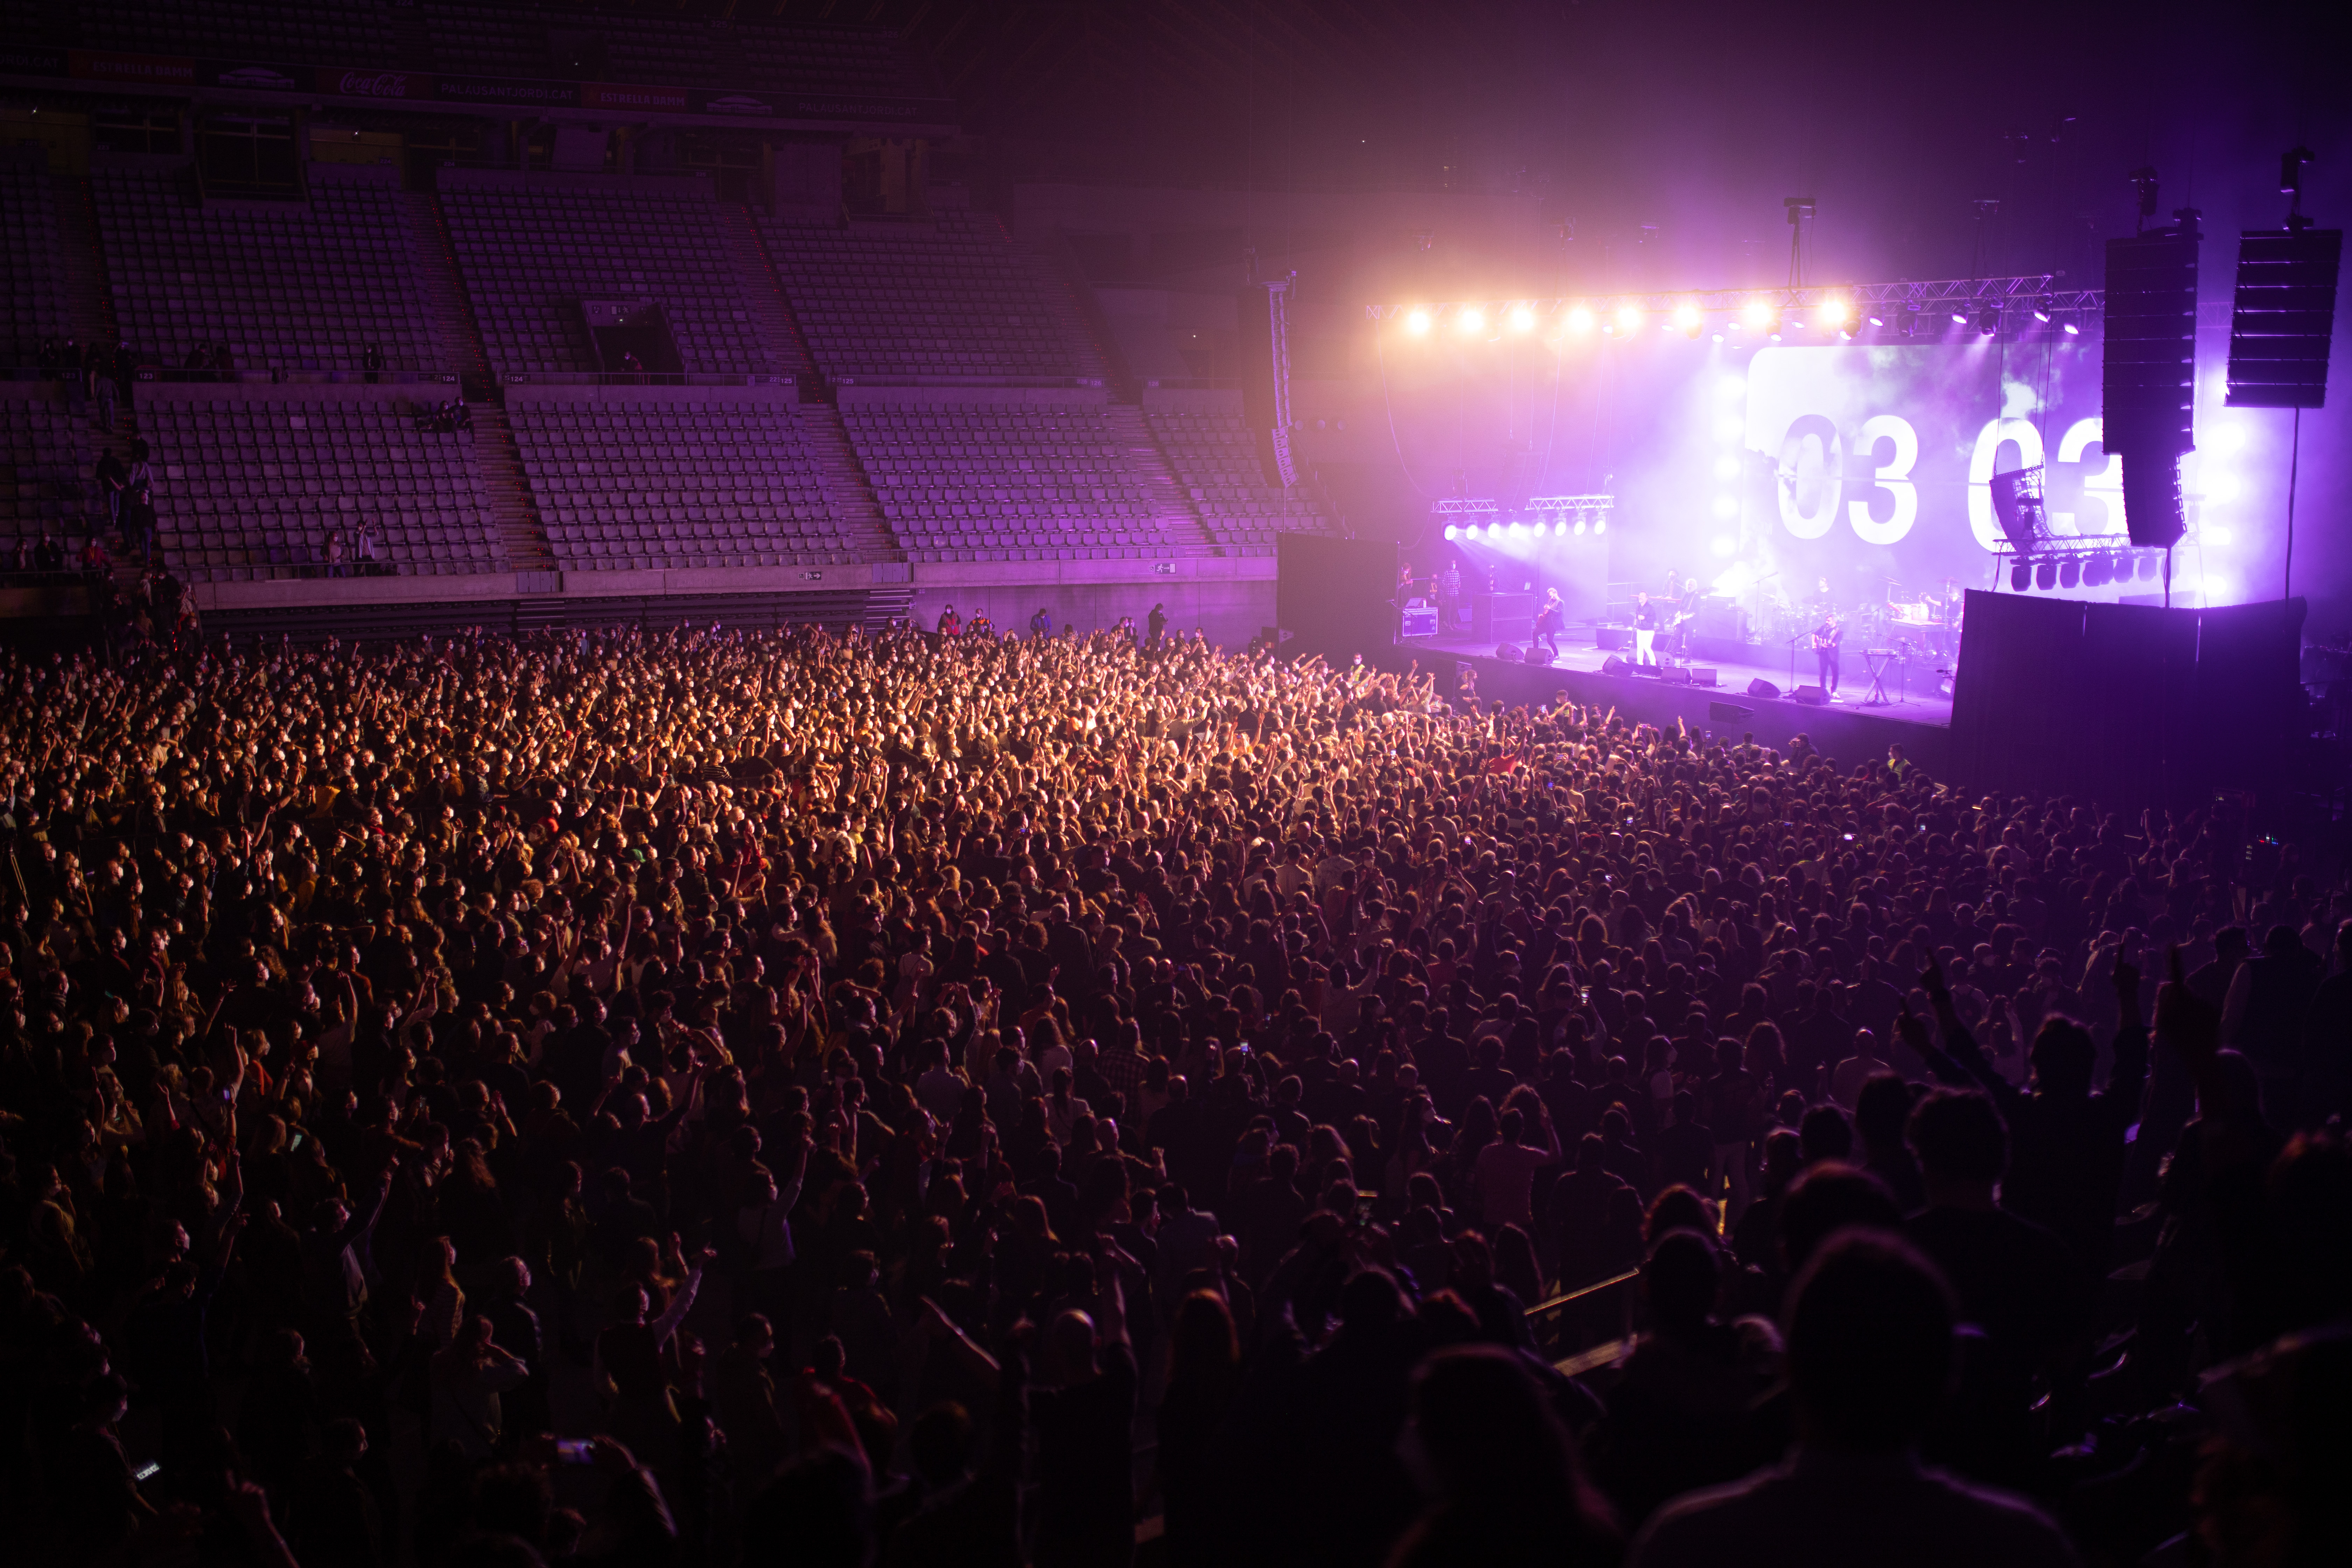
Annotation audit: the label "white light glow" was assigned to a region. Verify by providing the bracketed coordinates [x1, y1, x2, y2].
[1712, 495, 1738, 519]
[1712, 535, 1736, 557]
[2205, 426, 2246, 456]
[2203, 473, 2240, 504]
[1673, 303, 1701, 332]
[1715, 415, 1743, 442]
[1458, 307, 1485, 334]
[1617, 305, 1644, 332]
[1815, 298, 1850, 329]
[1714, 455, 1740, 480]
[1567, 305, 1594, 333]
[1717, 375, 1746, 399]
[1443, 524, 1458, 540]
[1510, 304, 1535, 332]
[2204, 525, 2233, 546]
[1405, 309, 1431, 335]
[1743, 301, 1774, 330]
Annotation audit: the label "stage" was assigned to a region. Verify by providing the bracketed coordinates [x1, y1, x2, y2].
[1387, 627, 1958, 776]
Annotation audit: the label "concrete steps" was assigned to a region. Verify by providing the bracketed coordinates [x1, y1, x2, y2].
[398, 189, 495, 396]
[466, 402, 552, 572]
[1105, 405, 1213, 555]
[52, 174, 119, 351]
[793, 404, 899, 560]
[718, 204, 821, 394]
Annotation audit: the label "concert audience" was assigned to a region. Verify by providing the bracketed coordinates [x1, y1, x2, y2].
[0, 620, 2346, 1568]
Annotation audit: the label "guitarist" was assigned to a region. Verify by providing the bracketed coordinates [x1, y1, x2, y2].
[1811, 610, 1846, 699]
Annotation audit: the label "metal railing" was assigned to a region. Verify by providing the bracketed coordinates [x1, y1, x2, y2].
[1523, 1268, 1640, 1369]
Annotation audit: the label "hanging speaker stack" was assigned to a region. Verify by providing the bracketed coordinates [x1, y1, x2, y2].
[2102, 195, 2201, 550]
[2227, 152, 2340, 410]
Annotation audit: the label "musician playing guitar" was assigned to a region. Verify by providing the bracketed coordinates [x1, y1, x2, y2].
[1811, 610, 1846, 699]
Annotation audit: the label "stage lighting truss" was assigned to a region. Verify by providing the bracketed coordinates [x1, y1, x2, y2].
[1993, 533, 2176, 591]
[1436, 494, 1615, 540]
[1372, 275, 2105, 341]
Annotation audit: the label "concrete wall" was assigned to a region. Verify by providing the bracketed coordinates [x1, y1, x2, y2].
[908, 555, 1273, 649]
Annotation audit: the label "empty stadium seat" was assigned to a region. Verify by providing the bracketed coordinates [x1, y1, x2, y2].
[141, 393, 505, 583]
[0, 394, 96, 551]
[91, 168, 435, 376]
[842, 399, 1181, 562]
[0, 162, 71, 367]
[1148, 407, 1333, 556]
[509, 394, 841, 573]
[761, 213, 1074, 383]
[441, 183, 766, 380]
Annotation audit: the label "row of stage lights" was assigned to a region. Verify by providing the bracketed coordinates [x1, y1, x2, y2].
[1441, 515, 1607, 540]
[1396, 297, 2085, 342]
[2010, 552, 2165, 592]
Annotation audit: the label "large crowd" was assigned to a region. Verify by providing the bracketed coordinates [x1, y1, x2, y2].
[0, 619, 2346, 1568]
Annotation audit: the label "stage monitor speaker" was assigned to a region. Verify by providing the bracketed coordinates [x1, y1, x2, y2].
[1524, 645, 1558, 665]
[1602, 655, 1629, 675]
[1793, 685, 1829, 706]
[1747, 678, 1780, 698]
[1708, 701, 1754, 724]
[1660, 666, 1693, 685]
[2228, 227, 2342, 408]
[1690, 667, 1720, 687]
[1496, 643, 1524, 662]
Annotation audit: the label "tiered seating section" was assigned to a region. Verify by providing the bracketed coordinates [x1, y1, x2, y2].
[441, 184, 764, 378]
[1148, 407, 1332, 555]
[844, 400, 1179, 562]
[510, 394, 845, 572]
[78, 0, 397, 63]
[1, 395, 95, 553]
[420, 7, 934, 96]
[0, 162, 70, 368]
[145, 393, 504, 581]
[761, 214, 1072, 382]
[93, 169, 435, 376]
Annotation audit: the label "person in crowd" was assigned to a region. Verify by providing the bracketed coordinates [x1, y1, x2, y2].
[0, 616, 2345, 1568]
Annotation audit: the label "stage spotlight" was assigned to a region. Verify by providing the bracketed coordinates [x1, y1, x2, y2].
[1573, 517, 1587, 536]
[1673, 303, 1702, 335]
[2137, 554, 2158, 580]
[1816, 297, 1851, 329]
[1458, 306, 1485, 334]
[1976, 303, 2000, 335]
[1897, 307, 1916, 337]
[1617, 304, 1644, 332]
[2035, 560, 2058, 590]
[1567, 305, 1594, 333]
[1405, 308, 1431, 335]
[2032, 296, 2054, 323]
[1593, 515, 1606, 534]
[1711, 495, 1738, 519]
[1713, 455, 1739, 480]
[1742, 300, 1774, 331]
[1443, 525, 1458, 540]
[2011, 562, 2032, 590]
[1865, 307, 1885, 327]
[2059, 558, 2080, 588]
[2084, 555, 2110, 587]
[1952, 308, 1971, 325]
[1509, 304, 1535, 332]
[2062, 318, 2080, 335]
[1508, 520, 1525, 536]
[1712, 534, 1736, 557]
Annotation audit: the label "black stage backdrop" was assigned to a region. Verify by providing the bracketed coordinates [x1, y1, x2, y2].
[1277, 534, 1400, 664]
[1950, 590, 2305, 803]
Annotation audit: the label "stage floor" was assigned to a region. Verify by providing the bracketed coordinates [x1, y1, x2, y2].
[1410, 629, 1955, 728]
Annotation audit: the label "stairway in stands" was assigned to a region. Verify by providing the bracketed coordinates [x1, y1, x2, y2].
[399, 190, 550, 572]
[399, 190, 495, 398]
[720, 206, 820, 392]
[862, 584, 914, 631]
[1106, 405, 1213, 555]
[54, 172, 148, 589]
[720, 204, 899, 562]
[467, 403, 553, 573]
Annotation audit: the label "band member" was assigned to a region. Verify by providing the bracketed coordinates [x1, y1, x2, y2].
[1812, 610, 1845, 696]
[1534, 587, 1564, 658]
[1671, 571, 1702, 659]
[1438, 559, 1463, 627]
[1633, 590, 1661, 665]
